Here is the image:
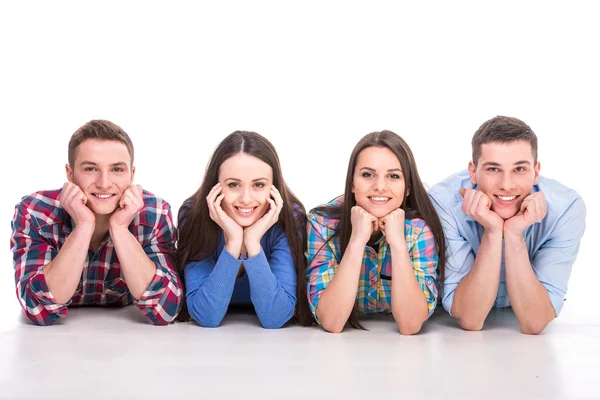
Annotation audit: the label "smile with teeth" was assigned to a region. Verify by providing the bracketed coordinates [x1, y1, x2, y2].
[93, 194, 116, 199]
[495, 195, 518, 201]
[369, 196, 391, 203]
[235, 206, 256, 215]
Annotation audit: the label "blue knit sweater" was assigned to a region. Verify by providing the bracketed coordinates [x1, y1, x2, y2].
[184, 224, 297, 328]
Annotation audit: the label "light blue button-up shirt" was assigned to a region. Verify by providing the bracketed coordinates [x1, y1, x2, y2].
[428, 170, 586, 316]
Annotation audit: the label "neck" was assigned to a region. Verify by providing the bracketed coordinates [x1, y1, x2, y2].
[368, 229, 383, 246]
[93, 213, 111, 239]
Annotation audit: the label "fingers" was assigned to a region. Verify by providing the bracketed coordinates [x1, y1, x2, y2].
[213, 193, 227, 221]
[474, 192, 492, 217]
[268, 186, 284, 221]
[61, 182, 87, 207]
[270, 185, 284, 208]
[121, 185, 144, 211]
[206, 183, 223, 222]
[520, 192, 547, 222]
[462, 189, 491, 218]
[206, 183, 222, 204]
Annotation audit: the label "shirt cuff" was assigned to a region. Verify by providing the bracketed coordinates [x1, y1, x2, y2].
[29, 269, 68, 307]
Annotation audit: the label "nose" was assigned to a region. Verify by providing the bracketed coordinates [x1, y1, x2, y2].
[240, 187, 252, 204]
[500, 172, 517, 191]
[373, 175, 387, 191]
[96, 170, 111, 190]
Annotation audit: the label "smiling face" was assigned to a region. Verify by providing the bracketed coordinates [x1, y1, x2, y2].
[352, 146, 406, 218]
[218, 153, 273, 227]
[66, 139, 135, 216]
[469, 140, 540, 219]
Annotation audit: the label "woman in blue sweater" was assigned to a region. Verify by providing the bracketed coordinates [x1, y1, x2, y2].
[176, 131, 312, 328]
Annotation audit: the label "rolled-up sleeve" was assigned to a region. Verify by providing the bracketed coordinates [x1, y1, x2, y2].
[305, 214, 339, 322]
[531, 197, 586, 316]
[410, 223, 439, 317]
[136, 201, 183, 325]
[430, 195, 476, 316]
[11, 205, 68, 326]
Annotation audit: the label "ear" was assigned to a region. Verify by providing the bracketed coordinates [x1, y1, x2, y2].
[533, 161, 540, 185]
[468, 161, 477, 185]
[66, 164, 74, 182]
[130, 165, 136, 183]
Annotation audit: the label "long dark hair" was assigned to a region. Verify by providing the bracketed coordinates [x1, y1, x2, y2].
[176, 131, 314, 326]
[312, 130, 446, 329]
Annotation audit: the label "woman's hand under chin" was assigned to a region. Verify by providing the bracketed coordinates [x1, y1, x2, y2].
[243, 186, 284, 257]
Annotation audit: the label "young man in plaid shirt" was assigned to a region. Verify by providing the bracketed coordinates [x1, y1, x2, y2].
[10, 120, 182, 326]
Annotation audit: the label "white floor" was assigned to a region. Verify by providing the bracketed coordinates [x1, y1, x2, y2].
[1, 298, 599, 400]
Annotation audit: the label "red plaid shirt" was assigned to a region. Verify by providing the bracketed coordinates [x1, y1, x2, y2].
[10, 189, 182, 326]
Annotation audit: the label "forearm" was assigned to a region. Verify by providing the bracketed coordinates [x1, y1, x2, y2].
[186, 249, 241, 327]
[504, 233, 555, 334]
[451, 230, 503, 330]
[390, 244, 428, 335]
[315, 239, 364, 333]
[109, 225, 156, 300]
[44, 224, 94, 304]
[244, 251, 295, 329]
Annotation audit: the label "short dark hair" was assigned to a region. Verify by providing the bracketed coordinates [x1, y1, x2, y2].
[472, 116, 538, 165]
[68, 120, 134, 166]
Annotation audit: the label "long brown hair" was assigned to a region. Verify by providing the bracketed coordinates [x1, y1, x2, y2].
[312, 130, 446, 329]
[176, 131, 314, 325]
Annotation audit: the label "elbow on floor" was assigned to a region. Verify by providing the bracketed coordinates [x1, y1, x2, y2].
[259, 319, 287, 329]
[321, 320, 345, 334]
[398, 323, 423, 336]
[457, 318, 484, 332]
[520, 322, 548, 335]
[26, 315, 57, 327]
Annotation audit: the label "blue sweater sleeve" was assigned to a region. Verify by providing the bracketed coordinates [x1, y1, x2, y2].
[244, 228, 297, 329]
[184, 248, 241, 327]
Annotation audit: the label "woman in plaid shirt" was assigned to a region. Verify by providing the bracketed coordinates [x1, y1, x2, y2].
[306, 131, 446, 334]
[176, 131, 313, 328]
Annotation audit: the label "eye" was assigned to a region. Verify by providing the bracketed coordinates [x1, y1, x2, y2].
[388, 173, 401, 179]
[253, 182, 266, 189]
[228, 182, 240, 189]
[84, 167, 97, 172]
[515, 166, 526, 173]
[112, 167, 124, 173]
[486, 167, 499, 173]
[361, 171, 374, 178]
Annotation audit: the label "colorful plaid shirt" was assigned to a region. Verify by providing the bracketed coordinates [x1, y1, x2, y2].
[10, 189, 183, 326]
[306, 196, 439, 321]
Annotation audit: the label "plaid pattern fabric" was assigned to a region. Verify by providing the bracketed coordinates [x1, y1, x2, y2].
[306, 196, 438, 321]
[11, 189, 182, 326]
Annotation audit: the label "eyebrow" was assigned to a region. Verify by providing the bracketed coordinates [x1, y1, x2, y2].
[80, 161, 129, 168]
[224, 177, 270, 182]
[359, 167, 403, 172]
[481, 160, 531, 167]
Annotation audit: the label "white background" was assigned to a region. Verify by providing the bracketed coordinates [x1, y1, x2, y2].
[0, 1, 597, 315]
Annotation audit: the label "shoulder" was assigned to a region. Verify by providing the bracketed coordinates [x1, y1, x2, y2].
[307, 195, 343, 240]
[428, 170, 472, 207]
[537, 176, 584, 213]
[14, 189, 66, 228]
[405, 218, 433, 241]
[137, 190, 173, 228]
[536, 176, 586, 226]
[177, 198, 194, 224]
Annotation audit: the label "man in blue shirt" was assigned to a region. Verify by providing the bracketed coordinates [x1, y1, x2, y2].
[429, 116, 586, 334]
